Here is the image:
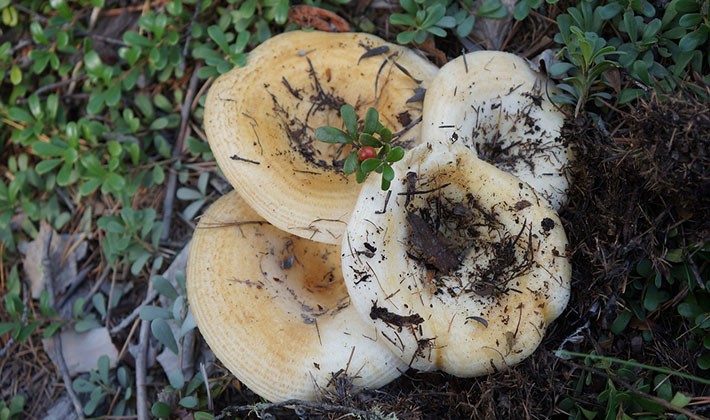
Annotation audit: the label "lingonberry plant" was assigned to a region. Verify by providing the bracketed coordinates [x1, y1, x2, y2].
[315, 105, 405, 190]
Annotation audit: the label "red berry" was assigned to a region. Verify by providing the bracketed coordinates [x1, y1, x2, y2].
[358, 146, 377, 161]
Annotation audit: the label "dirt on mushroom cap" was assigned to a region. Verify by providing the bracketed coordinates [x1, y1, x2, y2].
[421, 51, 573, 210]
[204, 31, 438, 245]
[341, 142, 571, 376]
[187, 191, 407, 402]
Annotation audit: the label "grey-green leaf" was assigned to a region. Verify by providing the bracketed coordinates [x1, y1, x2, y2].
[315, 126, 351, 144]
[151, 318, 179, 354]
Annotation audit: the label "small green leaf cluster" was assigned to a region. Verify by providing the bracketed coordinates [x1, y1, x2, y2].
[549, 27, 619, 116]
[192, 25, 249, 78]
[150, 372, 213, 420]
[551, 0, 709, 114]
[139, 273, 196, 359]
[558, 353, 697, 419]
[315, 105, 405, 191]
[72, 283, 129, 333]
[193, 0, 338, 78]
[608, 241, 710, 371]
[96, 208, 162, 274]
[0, 266, 64, 343]
[177, 172, 211, 220]
[72, 355, 133, 416]
[0, 0, 18, 27]
[391, 0, 506, 44]
[138, 273, 211, 418]
[0, 395, 24, 420]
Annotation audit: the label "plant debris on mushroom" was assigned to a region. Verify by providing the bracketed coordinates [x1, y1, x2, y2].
[187, 191, 407, 402]
[341, 142, 571, 377]
[204, 30, 438, 244]
[421, 51, 573, 210]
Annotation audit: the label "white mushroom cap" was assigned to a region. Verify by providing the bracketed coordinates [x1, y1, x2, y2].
[187, 191, 407, 402]
[205, 31, 438, 244]
[341, 142, 571, 376]
[421, 51, 572, 210]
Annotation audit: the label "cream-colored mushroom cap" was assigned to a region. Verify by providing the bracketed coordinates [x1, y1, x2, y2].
[187, 191, 407, 402]
[421, 51, 572, 210]
[205, 30, 438, 244]
[341, 142, 571, 376]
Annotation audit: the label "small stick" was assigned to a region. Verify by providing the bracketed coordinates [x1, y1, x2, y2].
[136, 281, 153, 420]
[110, 288, 158, 335]
[161, 64, 203, 242]
[52, 334, 85, 419]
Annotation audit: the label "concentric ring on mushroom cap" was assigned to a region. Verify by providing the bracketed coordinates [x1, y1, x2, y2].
[421, 51, 572, 210]
[187, 191, 407, 402]
[341, 142, 571, 377]
[205, 31, 438, 244]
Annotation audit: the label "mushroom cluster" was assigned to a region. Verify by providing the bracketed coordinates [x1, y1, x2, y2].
[189, 30, 572, 403]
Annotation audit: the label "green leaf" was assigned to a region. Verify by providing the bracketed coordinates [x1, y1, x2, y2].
[343, 152, 358, 174]
[140, 305, 172, 320]
[617, 88, 646, 104]
[153, 275, 179, 300]
[400, 0, 418, 15]
[361, 158, 381, 173]
[150, 117, 169, 130]
[315, 127, 350, 144]
[340, 104, 358, 137]
[679, 27, 709, 51]
[363, 108, 379, 134]
[176, 187, 203, 201]
[698, 353, 710, 370]
[10, 64, 22, 85]
[72, 377, 95, 393]
[105, 84, 122, 107]
[382, 164, 395, 183]
[86, 92, 105, 115]
[35, 158, 63, 174]
[207, 25, 230, 54]
[98, 354, 110, 385]
[397, 30, 418, 45]
[124, 31, 154, 48]
[610, 310, 632, 334]
[390, 13, 417, 26]
[151, 401, 172, 419]
[93, 293, 107, 319]
[151, 318, 179, 354]
[42, 321, 64, 338]
[84, 50, 103, 72]
[670, 392, 692, 407]
[456, 15, 475, 37]
[0, 322, 18, 336]
[386, 146, 405, 163]
[665, 248, 684, 263]
[359, 133, 383, 148]
[33, 141, 65, 157]
[168, 367, 185, 388]
[8, 107, 34, 123]
[16, 321, 41, 342]
[79, 178, 102, 196]
[179, 396, 198, 408]
[75, 318, 101, 332]
[179, 310, 196, 337]
[104, 173, 126, 191]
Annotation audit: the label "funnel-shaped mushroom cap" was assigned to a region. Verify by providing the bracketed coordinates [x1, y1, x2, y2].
[341, 142, 571, 376]
[187, 191, 406, 402]
[422, 51, 572, 210]
[205, 31, 438, 244]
